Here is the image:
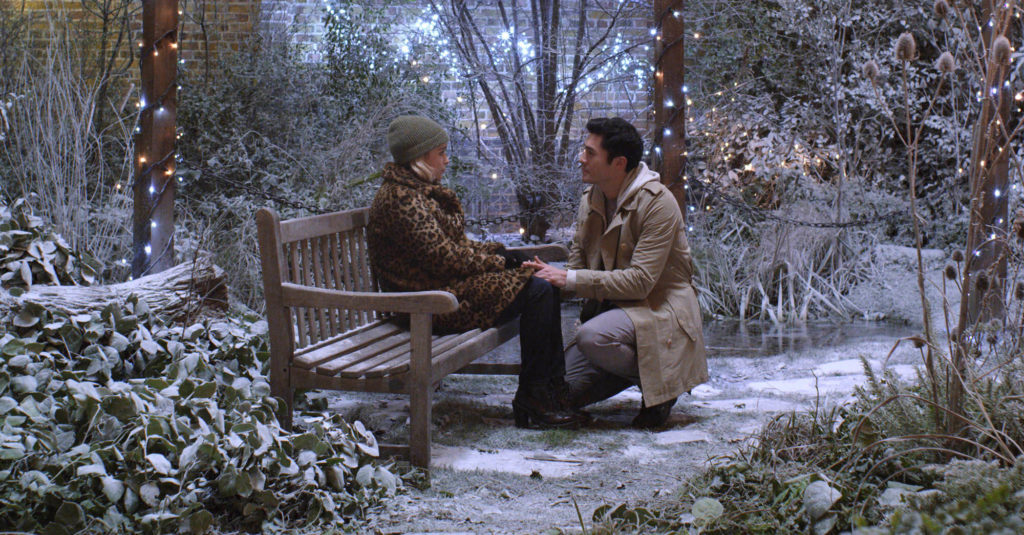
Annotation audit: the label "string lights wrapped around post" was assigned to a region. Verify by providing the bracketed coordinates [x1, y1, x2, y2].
[651, 0, 688, 219]
[959, 1, 1017, 326]
[132, 0, 179, 278]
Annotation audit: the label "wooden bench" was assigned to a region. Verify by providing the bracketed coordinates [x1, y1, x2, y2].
[255, 206, 568, 468]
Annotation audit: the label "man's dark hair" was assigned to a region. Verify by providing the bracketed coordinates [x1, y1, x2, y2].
[585, 117, 643, 171]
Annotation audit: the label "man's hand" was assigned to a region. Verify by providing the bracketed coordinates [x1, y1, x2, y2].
[523, 256, 567, 288]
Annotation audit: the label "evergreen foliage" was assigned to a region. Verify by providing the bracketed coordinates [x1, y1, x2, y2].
[0, 199, 399, 533]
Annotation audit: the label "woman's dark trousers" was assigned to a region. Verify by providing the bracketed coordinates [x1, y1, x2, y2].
[496, 276, 582, 428]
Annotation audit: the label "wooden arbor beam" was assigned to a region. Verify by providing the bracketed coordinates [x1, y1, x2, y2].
[652, 0, 688, 217]
[960, 1, 1016, 326]
[133, 0, 179, 277]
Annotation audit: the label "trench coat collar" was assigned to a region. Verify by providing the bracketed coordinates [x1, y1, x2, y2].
[586, 163, 661, 269]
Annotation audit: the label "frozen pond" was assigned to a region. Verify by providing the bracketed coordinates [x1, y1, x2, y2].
[559, 300, 918, 359]
[703, 319, 920, 358]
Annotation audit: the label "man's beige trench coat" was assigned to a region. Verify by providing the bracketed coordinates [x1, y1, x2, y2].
[566, 163, 708, 406]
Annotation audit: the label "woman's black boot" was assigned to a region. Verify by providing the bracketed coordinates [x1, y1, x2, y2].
[513, 382, 586, 429]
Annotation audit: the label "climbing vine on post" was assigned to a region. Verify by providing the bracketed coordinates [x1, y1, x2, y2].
[133, 0, 179, 277]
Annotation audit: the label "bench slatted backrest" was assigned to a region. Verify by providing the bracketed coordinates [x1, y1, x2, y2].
[275, 207, 380, 349]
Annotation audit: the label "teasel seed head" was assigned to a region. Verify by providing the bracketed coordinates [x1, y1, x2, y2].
[933, 0, 949, 19]
[976, 273, 990, 293]
[952, 250, 964, 262]
[936, 51, 956, 73]
[910, 335, 926, 349]
[944, 264, 958, 280]
[862, 60, 880, 82]
[993, 35, 1011, 66]
[895, 32, 917, 62]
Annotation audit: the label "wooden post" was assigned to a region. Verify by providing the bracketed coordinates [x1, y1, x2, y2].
[950, 1, 1015, 435]
[133, 0, 179, 277]
[962, 7, 1012, 326]
[651, 0, 687, 215]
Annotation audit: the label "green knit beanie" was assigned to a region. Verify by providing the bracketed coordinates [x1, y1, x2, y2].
[387, 115, 449, 165]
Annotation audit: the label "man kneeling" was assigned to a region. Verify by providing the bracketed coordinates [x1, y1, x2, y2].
[526, 117, 707, 428]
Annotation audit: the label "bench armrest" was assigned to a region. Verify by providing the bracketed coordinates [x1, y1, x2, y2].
[280, 283, 459, 314]
[509, 243, 569, 262]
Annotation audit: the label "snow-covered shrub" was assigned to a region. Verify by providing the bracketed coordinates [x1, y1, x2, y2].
[0, 204, 397, 533]
[0, 32, 133, 272]
[0, 198, 101, 292]
[685, 0, 974, 249]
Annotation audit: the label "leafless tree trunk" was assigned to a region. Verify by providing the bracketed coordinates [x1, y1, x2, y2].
[431, 0, 648, 241]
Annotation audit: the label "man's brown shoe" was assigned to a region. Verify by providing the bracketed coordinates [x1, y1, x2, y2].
[631, 397, 676, 429]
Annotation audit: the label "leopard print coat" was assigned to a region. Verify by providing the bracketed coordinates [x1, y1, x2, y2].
[367, 163, 533, 332]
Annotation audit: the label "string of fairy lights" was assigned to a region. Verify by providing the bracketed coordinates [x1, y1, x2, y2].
[650, 5, 691, 229]
[117, 0, 1022, 270]
[125, 2, 184, 279]
[955, 2, 1023, 267]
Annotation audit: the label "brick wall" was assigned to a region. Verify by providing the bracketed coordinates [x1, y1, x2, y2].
[17, 0, 261, 79]
[261, 0, 655, 139]
[16, 0, 654, 132]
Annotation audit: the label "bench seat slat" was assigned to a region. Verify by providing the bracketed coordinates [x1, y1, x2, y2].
[358, 330, 484, 379]
[293, 322, 403, 369]
[430, 321, 519, 382]
[331, 330, 468, 379]
[338, 331, 457, 378]
[315, 330, 413, 375]
[334, 344, 411, 379]
[295, 320, 385, 356]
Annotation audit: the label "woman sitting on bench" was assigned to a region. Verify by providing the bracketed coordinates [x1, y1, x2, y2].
[366, 115, 586, 429]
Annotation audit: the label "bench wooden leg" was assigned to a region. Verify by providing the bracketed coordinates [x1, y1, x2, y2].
[409, 313, 432, 468]
[409, 379, 431, 467]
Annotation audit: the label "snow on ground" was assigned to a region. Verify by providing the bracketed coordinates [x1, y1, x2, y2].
[316, 302, 921, 534]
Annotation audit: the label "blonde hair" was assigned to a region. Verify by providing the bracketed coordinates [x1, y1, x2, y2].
[409, 155, 439, 182]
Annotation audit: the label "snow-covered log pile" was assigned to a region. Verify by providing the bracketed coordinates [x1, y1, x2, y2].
[1, 256, 227, 320]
